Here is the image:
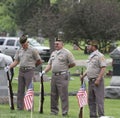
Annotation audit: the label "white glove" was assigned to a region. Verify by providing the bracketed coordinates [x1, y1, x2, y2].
[42, 71, 45, 74]
[39, 71, 45, 77]
[4, 66, 10, 72]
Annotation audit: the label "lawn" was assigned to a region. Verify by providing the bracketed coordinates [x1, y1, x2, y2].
[0, 42, 119, 118]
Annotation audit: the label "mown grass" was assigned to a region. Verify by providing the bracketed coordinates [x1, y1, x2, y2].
[0, 42, 119, 118]
[0, 96, 119, 118]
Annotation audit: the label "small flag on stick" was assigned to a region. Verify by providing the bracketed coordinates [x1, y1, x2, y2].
[77, 85, 88, 108]
[24, 82, 34, 111]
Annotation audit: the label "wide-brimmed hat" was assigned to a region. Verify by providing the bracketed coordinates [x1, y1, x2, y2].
[19, 35, 27, 44]
[55, 37, 63, 42]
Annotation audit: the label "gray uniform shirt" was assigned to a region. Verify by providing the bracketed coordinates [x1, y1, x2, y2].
[14, 46, 41, 67]
[48, 48, 75, 72]
[87, 50, 106, 78]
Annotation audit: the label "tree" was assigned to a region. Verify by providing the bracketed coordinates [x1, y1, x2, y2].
[0, 0, 17, 36]
[4, 0, 120, 53]
[10, 0, 40, 33]
[23, 0, 120, 52]
[61, 0, 120, 52]
[25, 0, 62, 52]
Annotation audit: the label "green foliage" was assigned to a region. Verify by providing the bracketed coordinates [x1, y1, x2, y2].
[12, 0, 40, 32]
[0, 0, 17, 35]
[51, 0, 57, 3]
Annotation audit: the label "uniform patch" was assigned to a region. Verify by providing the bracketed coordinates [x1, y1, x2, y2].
[100, 56, 105, 61]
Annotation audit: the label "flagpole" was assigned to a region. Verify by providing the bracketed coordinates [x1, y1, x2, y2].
[31, 80, 34, 118]
[83, 106, 84, 118]
[30, 109, 32, 118]
[31, 97, 33, 118]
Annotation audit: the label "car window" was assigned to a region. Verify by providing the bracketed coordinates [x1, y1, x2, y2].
[6, 40, 15, 46]
[28, 39, 41, 46]
[16, 40, 21, 47]
[0, 39, 5, 45]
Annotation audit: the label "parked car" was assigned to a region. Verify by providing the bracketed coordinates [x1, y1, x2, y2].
[0, 48, 2, 53]
[0, 37, 50, 62]
[28, 38, 50, 62]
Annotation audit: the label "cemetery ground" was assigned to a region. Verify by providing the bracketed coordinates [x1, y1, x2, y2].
[0, 66, 119, 118]
[0, 43, 120, 118]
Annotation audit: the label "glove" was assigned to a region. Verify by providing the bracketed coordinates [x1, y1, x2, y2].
[39, 71, 45, 77]
[4, 66, 10, 72]
[42, 71, 45, 75]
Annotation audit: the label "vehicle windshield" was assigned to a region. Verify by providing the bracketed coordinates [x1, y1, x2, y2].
[28, 38, 41, 46]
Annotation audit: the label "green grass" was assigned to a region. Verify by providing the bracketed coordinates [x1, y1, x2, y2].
[0, 96, 119, 118]
[0, 42, 118, 118]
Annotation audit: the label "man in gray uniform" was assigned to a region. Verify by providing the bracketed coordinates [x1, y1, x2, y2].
[4, 35, 42, 110]
[42, 38, 75, 116]
[81, 40, 106, 118]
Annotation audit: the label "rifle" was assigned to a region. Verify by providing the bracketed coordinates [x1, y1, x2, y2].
[79, 67, 83, 118]
[39, 66, 44, 113]
[6, 70, 14, 110]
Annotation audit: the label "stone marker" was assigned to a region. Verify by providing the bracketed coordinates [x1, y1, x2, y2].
[33, 65, 51, 82]
[0, 57, 9, 104]
[105, 47, 120, 98]
[100, 116, 114, 118]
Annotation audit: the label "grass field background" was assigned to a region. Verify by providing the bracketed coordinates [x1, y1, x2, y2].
[0, 41, 119, 118]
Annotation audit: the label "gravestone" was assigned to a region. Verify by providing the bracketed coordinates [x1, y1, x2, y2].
[33, 64, 51, 82]
[33, 64, 41, 82]
[0, 57, 9, 104]
[105, 47, 120, 98]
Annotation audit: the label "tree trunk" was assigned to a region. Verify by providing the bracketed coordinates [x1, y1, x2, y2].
[49, 37, 55, 53]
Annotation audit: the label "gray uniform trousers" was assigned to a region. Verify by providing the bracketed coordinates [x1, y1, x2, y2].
[51, 72, 69, 114]
[17, 68, 34, 110]
[88, 78, 104, 118]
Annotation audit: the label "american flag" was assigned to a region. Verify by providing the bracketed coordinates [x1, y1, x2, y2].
[24, 82, 34, 111]
[76, 87, 88, 108]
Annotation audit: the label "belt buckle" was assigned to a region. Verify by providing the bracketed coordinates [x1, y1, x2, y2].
[55, 73, 60, 76]
[24, 67, 27, 70]
[54, 71, 67, 76]
[21, 67, 28, 70]
[61, 71, 66, 74]
[90, 78, 96, 81]
[54, 72, 60, 76]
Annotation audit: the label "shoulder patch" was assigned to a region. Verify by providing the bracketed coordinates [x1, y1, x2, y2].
[100, 56, 105, 61]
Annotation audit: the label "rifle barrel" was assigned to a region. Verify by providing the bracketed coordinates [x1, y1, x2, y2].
[6, 71, 14, 110]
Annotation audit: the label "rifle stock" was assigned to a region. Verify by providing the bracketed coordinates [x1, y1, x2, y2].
[39, 75, 44, 113]
[6, 71, 14, 110]
[39, 66, 44, 113]
[79, 107, 83, 118]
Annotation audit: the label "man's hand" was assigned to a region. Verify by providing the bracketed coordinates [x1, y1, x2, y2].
[95, 79, 100, 86]
[4, 66, 10, 72]
[80, 75, 84, 82]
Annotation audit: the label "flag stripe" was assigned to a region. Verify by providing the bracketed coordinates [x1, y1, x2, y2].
[24, 86, 34, 110]
[77, 89, 88, 108]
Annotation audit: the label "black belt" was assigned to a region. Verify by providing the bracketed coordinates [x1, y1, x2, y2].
[53, 71, 67, 76]
[20, 67, 33, 70]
